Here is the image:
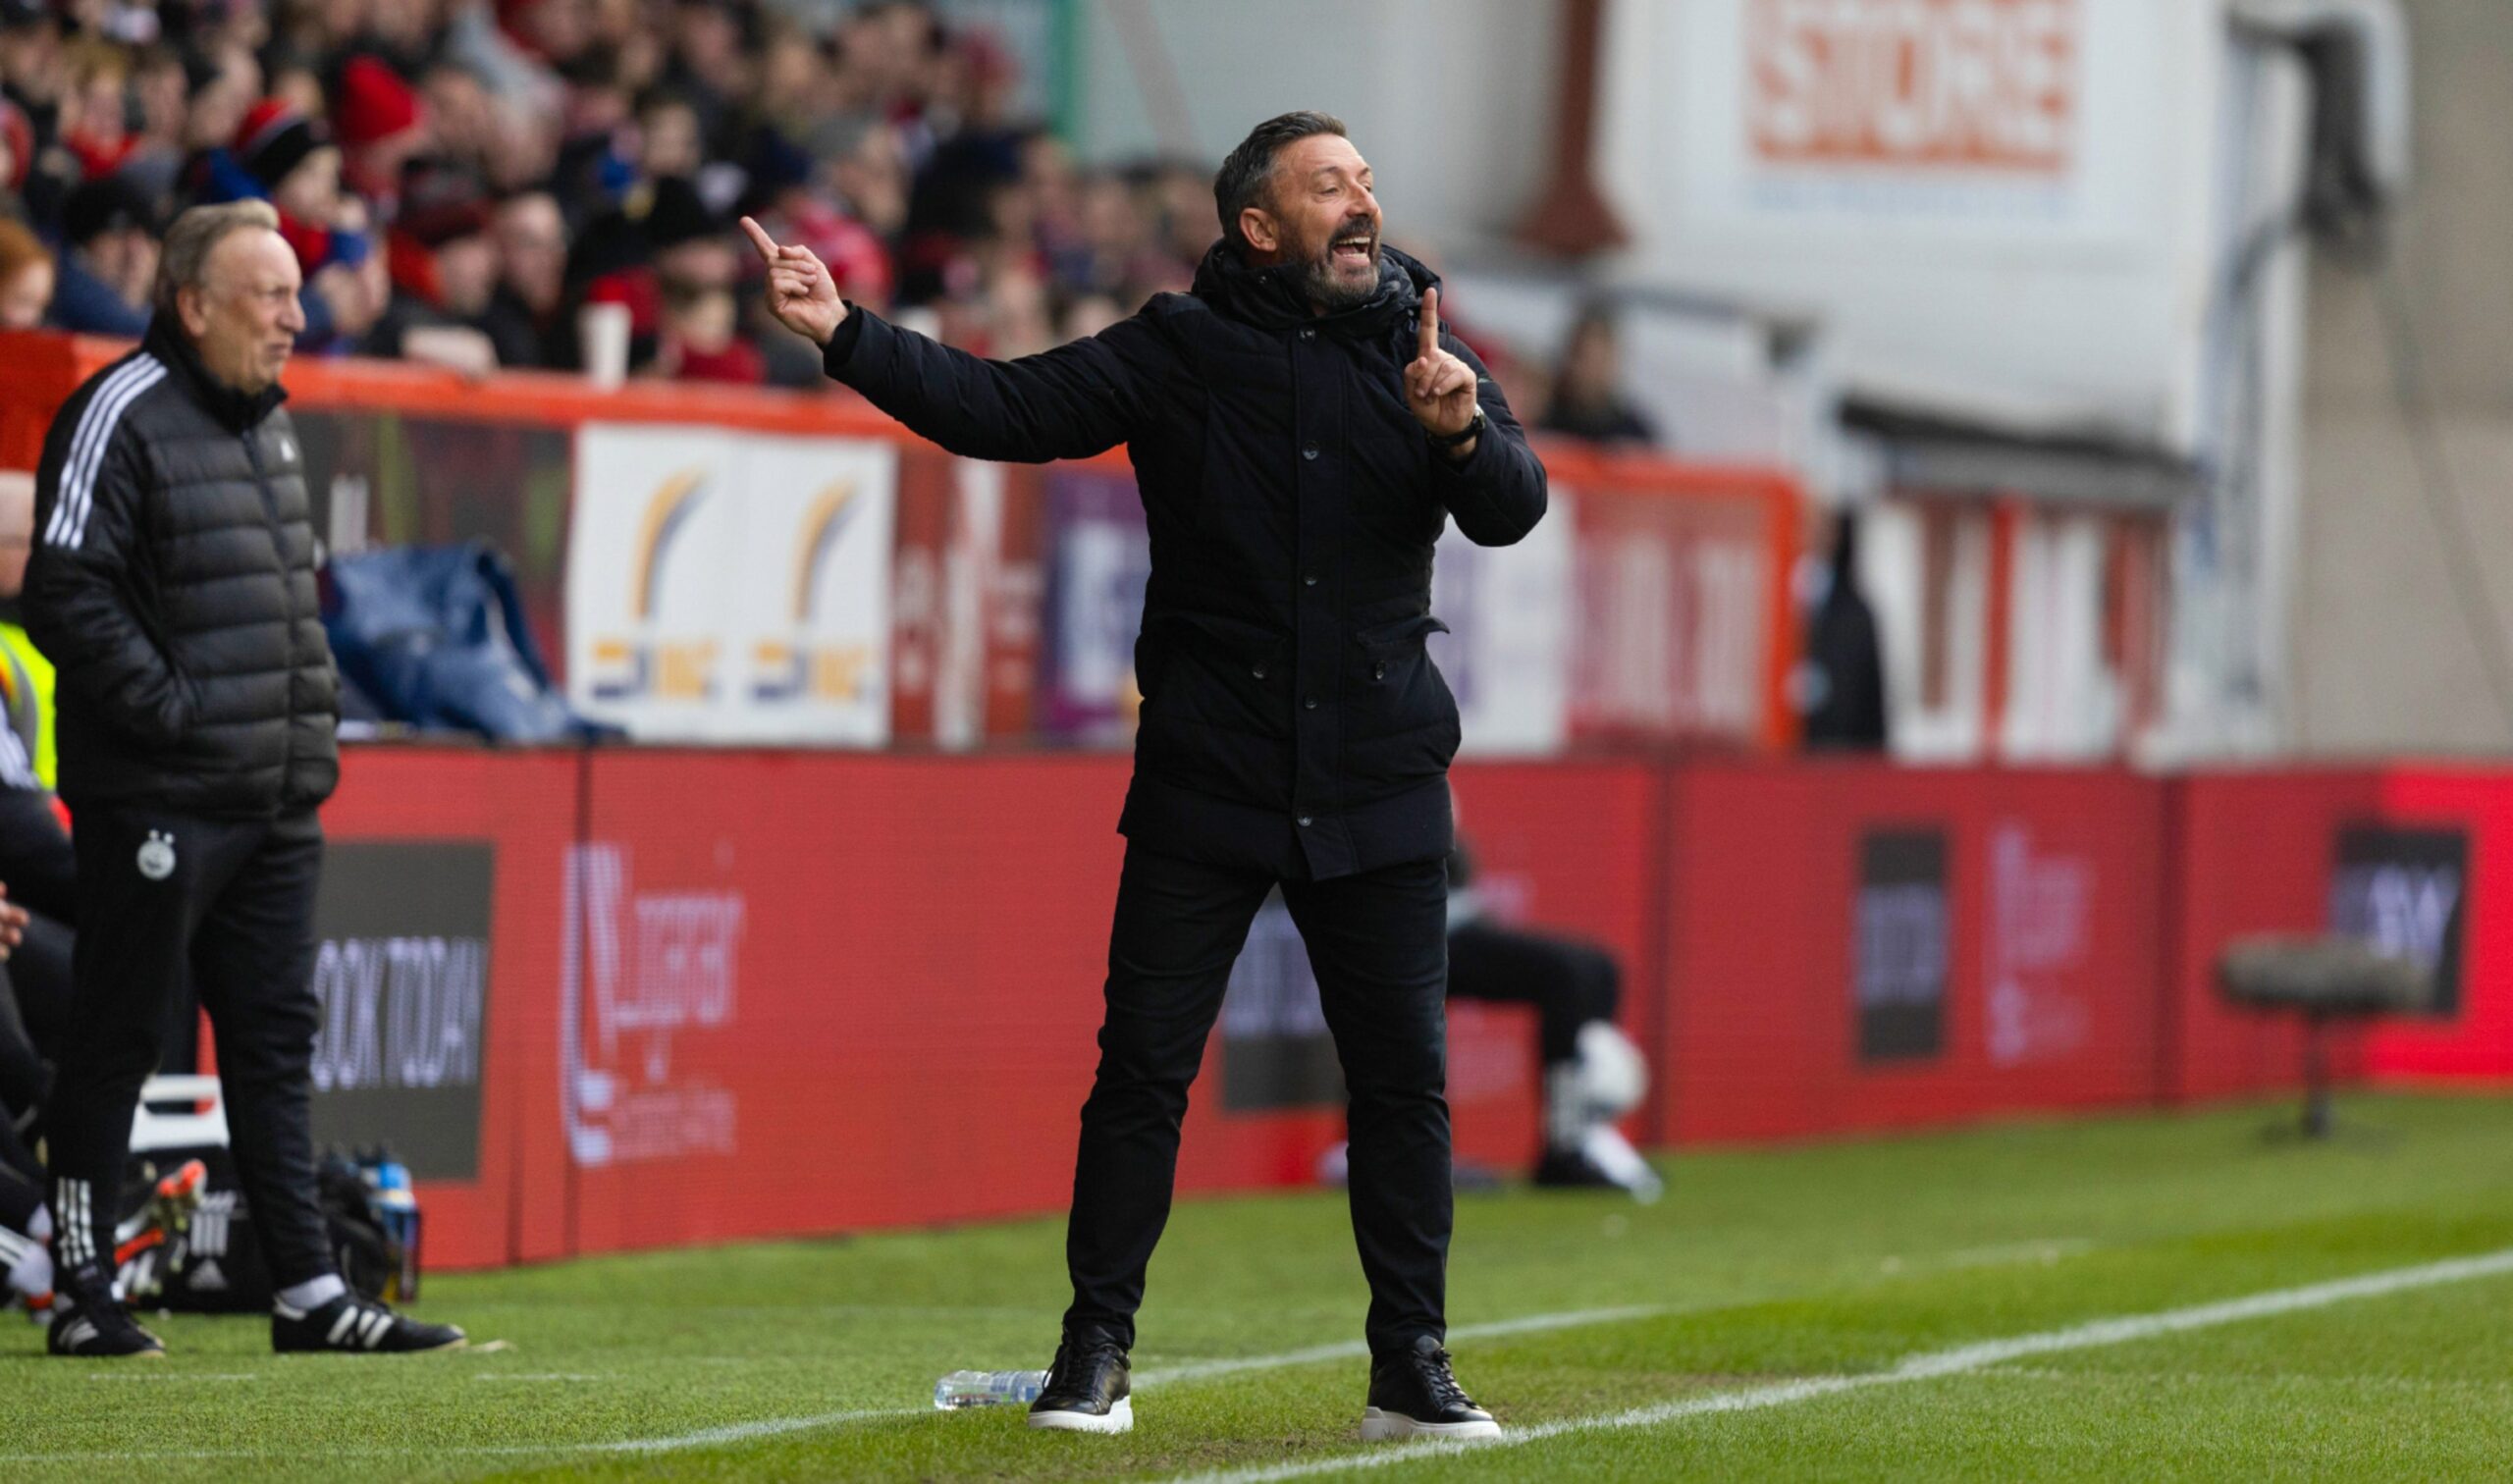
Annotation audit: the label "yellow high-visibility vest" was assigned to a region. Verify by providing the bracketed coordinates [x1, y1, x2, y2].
[0, 622, 57, 791]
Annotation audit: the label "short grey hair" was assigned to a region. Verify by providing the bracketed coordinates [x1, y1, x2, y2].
[154, 199, 283, 319]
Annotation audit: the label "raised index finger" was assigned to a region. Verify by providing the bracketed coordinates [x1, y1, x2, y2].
[738, 215, 780, 265]
[1417, 286, 1440, 360]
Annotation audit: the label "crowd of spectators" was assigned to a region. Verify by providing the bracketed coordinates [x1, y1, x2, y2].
[0, 0, 1220, 387]
[0, 0, 1664, 450]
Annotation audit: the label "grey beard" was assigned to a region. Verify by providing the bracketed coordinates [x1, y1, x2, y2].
[1304, 252, 1379, 311]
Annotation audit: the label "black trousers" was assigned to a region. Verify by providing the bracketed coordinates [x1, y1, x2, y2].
[1063, 843, 1453, 1360]
[1446, 920, 1621, 1068]
[43, 805, 334, 1288]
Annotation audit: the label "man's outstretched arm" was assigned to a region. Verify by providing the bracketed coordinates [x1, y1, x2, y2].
[743, 216, 1168, 465]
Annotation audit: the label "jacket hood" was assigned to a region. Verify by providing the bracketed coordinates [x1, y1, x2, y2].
[1191, 238, 1437, 338]
[143, 315, 289, 433]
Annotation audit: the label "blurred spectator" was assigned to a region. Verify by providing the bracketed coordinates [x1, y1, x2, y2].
[1, 95, 33, 221]
[370, 159, 503, 374]
[0, 213, 48, 327]
[45, 172, 154, 335]
[1797, 509, 1889, 751]
[231, 97, 385, 347]
[1541, 304, 1659, 448]
[482, 188, 569, 368]
[333, 55, 429, 210]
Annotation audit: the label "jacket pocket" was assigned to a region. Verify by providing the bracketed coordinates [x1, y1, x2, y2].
[1142, 611, 1292, 738]
[1354, 613, 1451, 684]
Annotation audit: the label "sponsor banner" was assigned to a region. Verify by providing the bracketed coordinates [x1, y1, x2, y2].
[308, 843, 496, 1180]
[2329, 824, 2467, 1019]
[2360, 770, 2513, 1079]
[1430, 490, 1576, 756]
[568, 423, 896, 743]
[1036, 469, 1150, 743]
[1983, 819, 2093, 1067]
[1568, 485, 1777, 747]
[1665, 761, 2160, 1142]
[1855, 829, 1949, 1062]
[890, 454, 1046, 748]
[318, 747, 581, 1270]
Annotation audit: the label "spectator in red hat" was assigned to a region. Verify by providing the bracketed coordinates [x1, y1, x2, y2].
[332, 55, 429, 208]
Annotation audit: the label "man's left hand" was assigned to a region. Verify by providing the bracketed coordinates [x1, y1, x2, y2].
[1405, 287, 1477, 448]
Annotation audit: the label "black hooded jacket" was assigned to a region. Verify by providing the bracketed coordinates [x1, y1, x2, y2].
[824, 243, 1546, 878]
[22, 319, 341, 817]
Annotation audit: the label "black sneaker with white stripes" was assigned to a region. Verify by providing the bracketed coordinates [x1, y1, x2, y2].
[1362, 1334, 1500, 1441]
[273, 1291, 467, 1353]
[1026, 1331, 1133, 1433]
[46, 1262, 165, 1358]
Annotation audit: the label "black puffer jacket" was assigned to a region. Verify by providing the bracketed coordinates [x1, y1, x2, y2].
[826, 243, 1545, 878]
[23, 319, 340, 817]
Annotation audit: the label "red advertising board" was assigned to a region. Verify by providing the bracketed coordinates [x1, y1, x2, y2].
[318, 745, 581, 1268]
[2163, 771, 2383, 1104]
[2364, 768, 2513, 1080]
[1660, 760, 2165, 1142]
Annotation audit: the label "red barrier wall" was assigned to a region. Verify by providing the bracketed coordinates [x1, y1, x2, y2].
[276, 748, 2513, 1269]
[319, 746, 580, 1269]
[2163, 771, 2383, 1104]
[2367, 768, 2513, 1079]
[1661, 761, 2165, 1143]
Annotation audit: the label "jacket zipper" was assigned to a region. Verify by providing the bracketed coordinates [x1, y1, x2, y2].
[243, 429, 298, 784]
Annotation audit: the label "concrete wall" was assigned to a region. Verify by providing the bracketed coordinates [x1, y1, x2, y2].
[1069, 0, 1560, 254]
[2295, 0, 2513, 754]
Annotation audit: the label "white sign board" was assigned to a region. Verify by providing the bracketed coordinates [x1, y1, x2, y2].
[568, 423, 896, 744]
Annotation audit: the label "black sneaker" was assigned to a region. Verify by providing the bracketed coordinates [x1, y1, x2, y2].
[1027, 1332, 1133, 1434]
[273, 1291, 466, 1353]
[1363, 1334, 1499, 1441]
[47, 1264, 165, 1358]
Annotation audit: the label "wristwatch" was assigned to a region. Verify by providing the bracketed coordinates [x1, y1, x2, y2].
[1429, 405, 1485, 450]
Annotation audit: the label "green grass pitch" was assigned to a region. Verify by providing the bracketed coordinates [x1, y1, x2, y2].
[13, 1091, 2513, 1480]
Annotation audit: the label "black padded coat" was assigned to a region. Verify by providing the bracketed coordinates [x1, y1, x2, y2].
[23, 319, 340, 817]
[824, 243, 1545, 878]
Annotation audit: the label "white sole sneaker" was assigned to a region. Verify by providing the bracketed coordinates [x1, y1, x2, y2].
[1361, 1405, 1501, 1441]
[1028, 1396, 1133, 1434]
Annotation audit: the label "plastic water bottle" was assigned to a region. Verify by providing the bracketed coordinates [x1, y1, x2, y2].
[933, 1369, 1048, 1409]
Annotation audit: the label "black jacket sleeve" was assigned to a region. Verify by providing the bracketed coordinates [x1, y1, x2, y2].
[1428, 336, 1548, 547]
[22, 403, 193, 749]
[821, 305, 1174, 464]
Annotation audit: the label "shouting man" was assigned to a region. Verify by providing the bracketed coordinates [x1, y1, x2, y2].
[745, 111, 1542, 1440]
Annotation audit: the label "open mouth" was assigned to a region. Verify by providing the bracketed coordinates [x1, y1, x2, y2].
[1331, 231, 1376, 267]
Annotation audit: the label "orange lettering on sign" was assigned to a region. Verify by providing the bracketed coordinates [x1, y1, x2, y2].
[1747, 0, 2079, 174]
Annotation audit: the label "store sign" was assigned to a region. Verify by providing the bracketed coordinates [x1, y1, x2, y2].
[1747, 0, 2081, 175]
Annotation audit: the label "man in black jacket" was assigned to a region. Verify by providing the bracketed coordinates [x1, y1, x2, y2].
[747, 111, 1543, 1441]
[23, 200, 461, 1358]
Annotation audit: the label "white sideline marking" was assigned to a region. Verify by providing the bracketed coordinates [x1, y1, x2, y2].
[0, 1241, 2095, 1465]
[474, 1373, 600, 1383]
[1137, 1305, 1674, 1386]
[1161, 1246, 2513, 1484]
[84, 1372, 259, 1383]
